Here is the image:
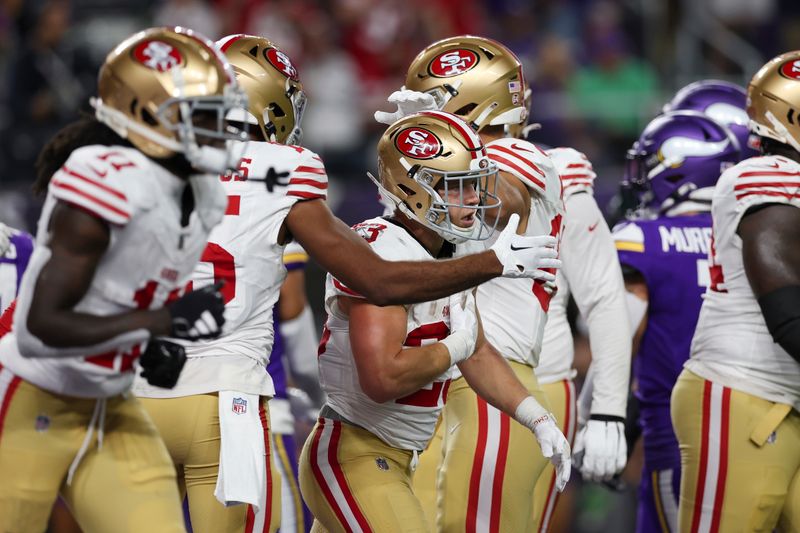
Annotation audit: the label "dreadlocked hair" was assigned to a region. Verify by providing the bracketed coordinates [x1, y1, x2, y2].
[33, 115, 132, 196]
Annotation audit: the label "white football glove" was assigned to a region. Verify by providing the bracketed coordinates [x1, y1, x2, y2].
[572, 418, 627, 482]
[489, 213, 561, 280]
[374, 89, 438, 125]
[0, 223, 13, 257]
[441, 290, 478, 365]
[515, 396, 571, 492]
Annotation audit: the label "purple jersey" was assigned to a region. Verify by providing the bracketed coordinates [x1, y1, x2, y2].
[612, 213, 711, 468]
[0, 231, 34, 311]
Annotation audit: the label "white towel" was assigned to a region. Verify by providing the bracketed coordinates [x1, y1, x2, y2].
[214, 391, 266, 511]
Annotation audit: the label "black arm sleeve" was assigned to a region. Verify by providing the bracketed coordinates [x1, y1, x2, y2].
[757, 285, 800, 363]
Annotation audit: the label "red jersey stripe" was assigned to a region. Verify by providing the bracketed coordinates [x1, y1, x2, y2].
[735, 190, 800, 201]
[488, 153, 546, 191]
[52, 180, 131, 221]
[294, 166, 326, 175]
[733, 181, 800, 190]
[737, 170, 800, 178]
[488, 144, 546, 178]
[62, 166, 128, 201]
[287, 190, 326, 200]
[289, 178, 328, 189]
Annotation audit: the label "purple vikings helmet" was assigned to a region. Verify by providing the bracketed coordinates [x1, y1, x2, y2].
[623, 111, 740, 217]
[663, 79, 759, 159]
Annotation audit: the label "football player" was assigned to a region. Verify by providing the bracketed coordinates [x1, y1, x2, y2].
[376, 36, 631, 531]
[298, 111, 570, 532]
[267, 241, 318, 533]
[134, 34, 563, 533]
[672, 52, 800, 532]
[613, 111, 740, 532]
[0, 223, 33, 315]
[0, 27, 244, 533]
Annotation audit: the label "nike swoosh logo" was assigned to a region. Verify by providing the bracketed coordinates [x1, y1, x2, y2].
[510, 142, 536, 153]
[88, 165, 107, 178]
[510, 244, 532, 251]
[764, 162, 780, 169]
[588, 221, 599, 232]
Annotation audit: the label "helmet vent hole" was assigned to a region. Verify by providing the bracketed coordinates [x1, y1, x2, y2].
[454, 103, 477, 116]
[398, 184, 416, 197]
[141, 108, 158, 127]
[787, 109, 795, 125]
[270, 103, 286, 118]
[248, 46, 259, 58]
[479, 46, 495, 60]
[130, 99, 138, 115]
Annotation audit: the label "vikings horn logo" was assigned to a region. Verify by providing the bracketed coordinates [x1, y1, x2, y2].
[395, 127, 442, 160]
[133, 40, 183, 72]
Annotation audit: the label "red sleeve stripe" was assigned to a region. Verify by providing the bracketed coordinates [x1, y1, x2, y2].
[567, 162, 590, 169]
[62, 166, 128, 201]
[734, 181, 800, 190]
[51, 180, 131, 222]
[290, 178, 328, 189]
[564, 180, 594, 188]
[487, 144, 546, 178]
[487, 152, 546, 191]
[54, 175, 131, 217]
[737, 170, 800, 178]
[333, 278, 363, 297]
[288, 190, 326, 200]
[560, 174, 595, 181]
[735, 190, 800, 201]
[295, 165, 326, 175]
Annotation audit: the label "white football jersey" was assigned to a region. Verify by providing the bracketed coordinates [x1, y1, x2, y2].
[474, 139, 564, 367]
[319, 217, 453, 451]
[0, 145, 225, 398]
[688, 155, 800, 410]
[134, 141, 328, 399]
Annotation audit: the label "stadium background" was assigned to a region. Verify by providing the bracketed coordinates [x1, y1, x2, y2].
[0, 0, 797, 531]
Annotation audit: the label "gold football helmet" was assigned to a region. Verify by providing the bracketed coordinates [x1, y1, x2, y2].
[92, 26, 249, 173]
[372, 110, 501, 243]
[748, 51, 800, 152]
[217, 34, 306, 145]
[404, 36, 528, 134]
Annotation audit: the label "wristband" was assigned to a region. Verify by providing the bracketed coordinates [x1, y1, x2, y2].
[514, 396, 550, 431]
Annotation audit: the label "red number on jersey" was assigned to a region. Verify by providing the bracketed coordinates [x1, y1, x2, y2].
[708, 231, 727, 293]
[220, 158, 251, 182]
[352, 222, 387, 244]
[395, 322, 451, 407]
[197, 243, 237, 304]
[532, 213, 562, 311]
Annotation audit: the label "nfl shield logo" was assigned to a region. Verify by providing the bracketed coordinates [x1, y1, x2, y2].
[375, 457, 389, 471]
[232, 397, 248, 415]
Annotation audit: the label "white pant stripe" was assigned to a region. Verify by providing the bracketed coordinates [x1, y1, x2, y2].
[315, 422, 364, 533]
[698, 382, 724, 533]
[475, 403, 502, 532]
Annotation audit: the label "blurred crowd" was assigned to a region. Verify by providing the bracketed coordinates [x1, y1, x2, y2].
[2, 0, 799, 231]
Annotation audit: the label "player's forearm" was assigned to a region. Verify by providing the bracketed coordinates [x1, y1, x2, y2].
[26, 307, 170, 352]
[361, 343, 452, 403]
[367, 252, 500, 306]
[458, 342, 531, 417]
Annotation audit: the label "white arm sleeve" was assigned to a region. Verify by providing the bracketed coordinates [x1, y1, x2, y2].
[561, 193, 631, 418]
[280, 305, 324, 405]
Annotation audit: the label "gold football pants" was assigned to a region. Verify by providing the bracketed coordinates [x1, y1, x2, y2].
[0, 367, 184, 533]
[671, 369, 800, 532]
[299, 417, 428, 532]
[140, 394, 281, 533]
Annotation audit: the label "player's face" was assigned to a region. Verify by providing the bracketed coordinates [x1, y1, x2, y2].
[441, 177, 480, 229]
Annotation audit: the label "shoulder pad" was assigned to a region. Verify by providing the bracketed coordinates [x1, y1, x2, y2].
[612, 221, 645, 253]
[546, 147, 596, 199]
[485, 138, 562, 205]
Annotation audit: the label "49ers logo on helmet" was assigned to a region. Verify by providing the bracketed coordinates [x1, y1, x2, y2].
[428, 49, 479, 78]
[779, 59, 800, 81]
[133, 40, 183, 72]
[266, 48, 299, 80]
[396, 127, 442, 159]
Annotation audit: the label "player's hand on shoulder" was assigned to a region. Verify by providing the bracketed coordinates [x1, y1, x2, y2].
[490, 213, 561, 280]
[139, 338, 186, 388]
[374, 89, 437, 125]
[167, 281, 226, 340]
[572, 416, 627, 482]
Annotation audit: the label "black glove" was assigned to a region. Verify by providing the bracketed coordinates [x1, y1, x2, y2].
[167, 282, 226, 340]
[139, 339, 187, 389]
